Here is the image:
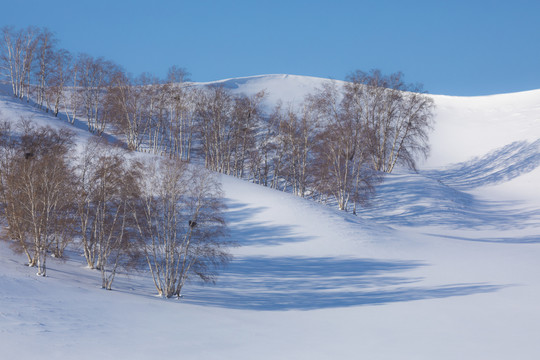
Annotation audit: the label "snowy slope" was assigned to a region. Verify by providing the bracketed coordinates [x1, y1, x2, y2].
[1, 75, 540, 360]
[428, 90, 540, 166]
[194, 74, 343, 111]
[197, 74, 540, 166]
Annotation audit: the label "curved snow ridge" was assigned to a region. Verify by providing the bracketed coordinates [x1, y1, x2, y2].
[194, 74, 343, 88]
[359, 166, 540, 233]
[424, 139, 540, 190]
[195, 74, 540, 100]
[431, 87, 540, 102]
[427, 89, 540, 167]
[191, 74, 346, 112]
[190, 74, 540, 167]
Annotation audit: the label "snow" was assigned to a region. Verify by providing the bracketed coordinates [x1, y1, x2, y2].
[193, 74, 344, 112]
[426, 90, 540, 167]
[1, 75, 540, 359]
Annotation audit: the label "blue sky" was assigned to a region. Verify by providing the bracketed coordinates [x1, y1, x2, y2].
[2, 0, 539, 95]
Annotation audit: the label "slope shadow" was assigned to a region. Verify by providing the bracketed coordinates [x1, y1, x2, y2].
[426, 233, 540, 244]
[185, 256, 502, 310]
[0, 90, 121, 146]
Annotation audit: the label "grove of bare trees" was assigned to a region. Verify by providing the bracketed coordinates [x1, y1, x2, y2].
[0, 25, 435, 293]
[345, 70, 434, 173]
[0, 119, 76, 276]
[0, 27, 434, 213]
[0, 118, 232, 293]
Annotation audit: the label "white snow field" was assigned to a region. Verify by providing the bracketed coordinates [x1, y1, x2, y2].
[1, 76, 539, 359]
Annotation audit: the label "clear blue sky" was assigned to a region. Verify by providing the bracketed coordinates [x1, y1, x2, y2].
[2, 0, 539, 95]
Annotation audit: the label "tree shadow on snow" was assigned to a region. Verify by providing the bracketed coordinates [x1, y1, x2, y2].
[426, 233, 540, 244]
[202, 199, 506, 311]
[356, 140, 540, 234]
[357, 174, 540, 231]
[424, 140, 540, 190]
[225, 200, 310, 246]
[0, 90, 123, 146]
[184, 256, 503, 311]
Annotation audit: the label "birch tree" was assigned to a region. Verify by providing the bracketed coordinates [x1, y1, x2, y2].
[77, 54, 119, 134]
[196, 86, 234, 172]
[34, 28, 56, 110]
[134, 159, 230, 298]
[345, 70, 434, 172]
[44, 48, 72, 117]
[310, 81, 380, 211]
[106, 72, 151, 150]
[168, 85, 198, 161]
[0, 26, 39, 100]
[276, 102, 319, 197]
[230, 91, 265, 178]
[75, 137, 142, 289]
[0, 120, 76, 275]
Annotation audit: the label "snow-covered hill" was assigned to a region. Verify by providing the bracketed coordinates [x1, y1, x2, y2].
[1, 75, 539, 359]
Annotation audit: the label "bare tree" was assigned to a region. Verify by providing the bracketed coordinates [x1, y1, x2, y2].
[194, 86, 266, 179]
[161, 66, 196, 159]
[166, 65, 190, 84]
[44, 48, 72, 117]
[0, 26, 39, 100]
[34, 28, 56, 109]
[76, 54, 119, 134]
[275, 101, 320, 197]
[251, 102, 282, 187]
[308, 81, 381, 211]
[144, 77, 171, 155]
[230, 91, 265, 178]
[0, 26, 16, 90]
[134, 159, 230, 298]
[345, 70, 434, 172]
[74, 137, 142, 289]
[0, 119, 76, 275]
[106, 72, 152, 150]
[196, 86, 234, 172]
[167, 85, 199, 161]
